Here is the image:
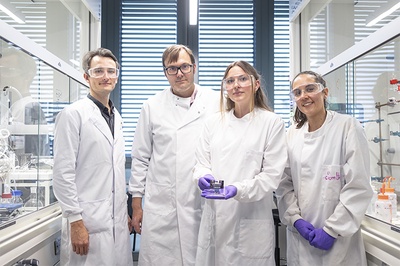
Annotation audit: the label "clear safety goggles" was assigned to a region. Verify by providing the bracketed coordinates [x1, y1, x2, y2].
[290, 83, 324, 100]
[164, 63, 193, 75]
[223, 74, 253, 91]
[87, 67, 119, 78]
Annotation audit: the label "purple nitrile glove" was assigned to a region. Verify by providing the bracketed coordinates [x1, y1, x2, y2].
[309, 228, 336, 250]
[223, 185, 237, 199]
[201, 189, 224, 199]
[294, 219, 315, 241]
[203, 185, 237, 200]
[198, 174, 215, 191]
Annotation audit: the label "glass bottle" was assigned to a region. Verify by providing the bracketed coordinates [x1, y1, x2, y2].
[12, 189, 24, 206]
[24, 186, 44, 211]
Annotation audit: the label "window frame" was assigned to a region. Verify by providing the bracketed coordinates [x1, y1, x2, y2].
[101, 0, 290, 159]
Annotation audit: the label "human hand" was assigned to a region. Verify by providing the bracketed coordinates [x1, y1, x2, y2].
[70, 220, 89, 255]
[294, 219, 315, 241]
[223, 185, 237, 199]
[198, 174, 215, 190]
[202, 185, 237, 200]
[309, 228, 335, 250]
[131, 197, 143, 234]
[127, 215, 133, 234]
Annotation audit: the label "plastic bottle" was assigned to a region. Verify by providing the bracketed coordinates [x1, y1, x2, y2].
[1, 193, 12, 204]
[375, 183, 392, 223]
[390, 74, 399, 92]
[385, 176, 397, 218]
[24, 186, 44, 211]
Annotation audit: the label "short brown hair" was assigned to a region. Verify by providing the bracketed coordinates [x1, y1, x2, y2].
[82, 48, 120, 74]
[162, 44, 195, 67]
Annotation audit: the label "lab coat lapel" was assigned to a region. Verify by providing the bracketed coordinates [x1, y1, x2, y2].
[87, 101, 114, 145]
[178, 86, 205, 129]
[113, 109, 124, 144]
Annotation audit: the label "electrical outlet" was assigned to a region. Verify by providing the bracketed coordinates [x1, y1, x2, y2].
[54, 237, 61, 255]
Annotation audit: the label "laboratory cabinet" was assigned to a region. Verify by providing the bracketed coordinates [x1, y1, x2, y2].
[0, 18, 88, 265]
[292, 1, 400, 265]
[307, 5, 400, 266]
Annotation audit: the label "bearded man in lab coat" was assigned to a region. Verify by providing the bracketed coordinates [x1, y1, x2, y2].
[53, 48, 133, 266]
[129, 44, 219, 265]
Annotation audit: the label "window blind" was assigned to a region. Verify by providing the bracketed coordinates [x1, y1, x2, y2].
[198, 0, 254, 90]
[120, 0, 177, 154]
[273, 0, 291, 126]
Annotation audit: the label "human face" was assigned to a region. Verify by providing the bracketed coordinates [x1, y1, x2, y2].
[292, 74, 328, 119]
[224, 66, 259, 109]
[164, 50, 196, 98]
[84, 55, 118, 100]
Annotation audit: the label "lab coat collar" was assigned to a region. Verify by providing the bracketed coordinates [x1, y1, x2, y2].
[170, 84, 208, 129]
[303, 110, 335, 138]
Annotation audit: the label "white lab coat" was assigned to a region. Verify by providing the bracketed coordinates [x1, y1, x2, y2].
[53, 97, 133, 266]
[129, 85, 219, 266]
[276, 111, 373, 266]
[193, 108, 287, 266]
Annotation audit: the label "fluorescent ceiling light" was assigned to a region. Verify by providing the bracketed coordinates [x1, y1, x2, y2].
[366, 0, 400, 27]
[189, 0, 198, 25]
[0, 1, 25, 24]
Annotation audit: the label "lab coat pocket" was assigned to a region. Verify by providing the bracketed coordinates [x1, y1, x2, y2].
[238, 219, 273, 259]
[146, 182, 174, 215]
[321, 164, 342, 201]
[80, 198, 112, 234]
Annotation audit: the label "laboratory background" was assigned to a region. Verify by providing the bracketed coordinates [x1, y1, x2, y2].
[0, 0, 399, 265]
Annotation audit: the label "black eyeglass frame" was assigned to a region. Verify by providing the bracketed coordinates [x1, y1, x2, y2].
[164, 64, 193, 75]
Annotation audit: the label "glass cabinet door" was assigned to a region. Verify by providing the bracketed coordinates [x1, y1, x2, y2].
[0, 38, 87, 223]
[324, 35, 400, 227]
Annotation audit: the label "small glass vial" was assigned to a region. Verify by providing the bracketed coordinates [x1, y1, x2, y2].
[375, 193, 392, 223]
[210, 180, 224, 193]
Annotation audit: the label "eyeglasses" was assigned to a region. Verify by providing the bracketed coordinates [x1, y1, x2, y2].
[87, 67, 119, 78]
[164, 63, 193, 75]
[290, 83, 324, 100]
[223, 74, 253, 91]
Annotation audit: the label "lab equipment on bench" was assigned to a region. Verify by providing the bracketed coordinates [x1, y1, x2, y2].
[375, 181, 392, 223]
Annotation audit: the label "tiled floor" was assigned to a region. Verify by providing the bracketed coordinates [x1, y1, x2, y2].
[129, 228, 288, 265]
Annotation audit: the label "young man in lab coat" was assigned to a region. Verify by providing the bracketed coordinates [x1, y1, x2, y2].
[129, 44, 219, 265]
[53, 48, 133, 266]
